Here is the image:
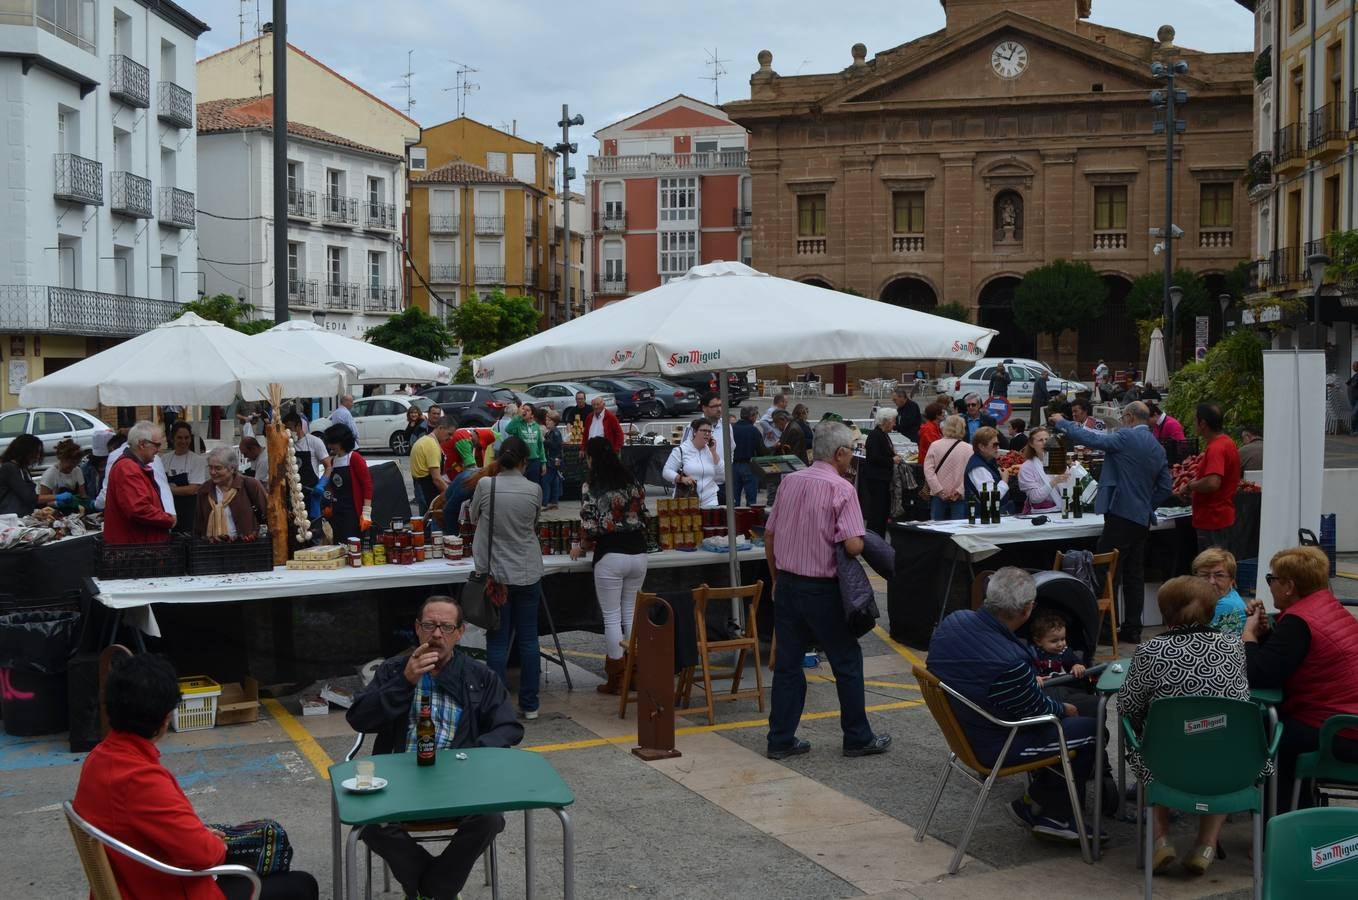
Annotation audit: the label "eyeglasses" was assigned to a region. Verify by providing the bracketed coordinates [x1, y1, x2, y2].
[417, 621, 462, 635]
[696, 428, 713, 435]
[140, 439, 163, 448]
[1198, 570, 1232, 581]
[1264, 574, 1284, 585]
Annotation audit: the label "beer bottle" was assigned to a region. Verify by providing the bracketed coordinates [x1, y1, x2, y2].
[416, 694, 436, 766]
[1061, 488, 1070, 519]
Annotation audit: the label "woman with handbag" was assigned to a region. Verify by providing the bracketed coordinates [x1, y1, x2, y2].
[923, 415, 972, 520]
[468, 436, 544, 720]
[663, 417, 724, 508]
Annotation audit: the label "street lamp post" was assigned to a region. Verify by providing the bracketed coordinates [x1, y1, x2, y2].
[1218, 292, 1232, 335]
[1152, 59, 1189, 374]
[1169, 284, 1184, 371]
[554, 106, 584, 322]
[1307, 252, 1330, 350]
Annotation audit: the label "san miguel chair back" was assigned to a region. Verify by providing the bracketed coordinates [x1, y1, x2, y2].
[1292, 713, 1358, 810]
[64, 800, 261, 900]
[677, 581, 765, 726]
[1053, 549, 1120, 660]
[912, 664, 1091, 874]
[1263, 807, 1358, 899]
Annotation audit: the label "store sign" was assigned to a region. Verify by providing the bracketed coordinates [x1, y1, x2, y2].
[298, 313, 385, 337]
[1260, 305, 1282, 323]
[1195, 316, 1209, 361]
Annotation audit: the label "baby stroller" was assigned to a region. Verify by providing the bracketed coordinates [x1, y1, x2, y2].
[1017, 571, 1101, 667]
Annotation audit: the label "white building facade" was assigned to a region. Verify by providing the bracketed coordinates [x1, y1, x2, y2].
[196, 97, 405, 338]
[0, 0, 208, 407]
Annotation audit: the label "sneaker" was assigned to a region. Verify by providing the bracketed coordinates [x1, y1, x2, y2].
[1007, 797, 1037, 828]
[767, 738, 811, 760]
[1031, 814, 1107, 844]
[843, 733, 892, 757]
[521, 709, 539, 721]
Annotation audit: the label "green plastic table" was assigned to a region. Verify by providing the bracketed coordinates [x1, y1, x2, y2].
[1091, 657, 1133, 860]
[329, 748, 575, 900]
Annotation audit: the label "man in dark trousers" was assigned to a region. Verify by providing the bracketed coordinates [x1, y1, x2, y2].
[892, 384, 922, 443]
[348, 596, 523, 900]
[1030, 369, 1050, 427]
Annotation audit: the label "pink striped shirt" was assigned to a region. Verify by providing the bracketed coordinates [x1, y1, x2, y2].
[765, 461, 865, 578]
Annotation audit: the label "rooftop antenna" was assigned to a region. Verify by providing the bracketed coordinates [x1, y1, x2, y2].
[398, 50, 416, 117]
[703, 47, 729, 105]
[442, 59, 479, 118]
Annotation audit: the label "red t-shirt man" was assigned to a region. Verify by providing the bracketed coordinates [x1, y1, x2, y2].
[1192, 432, 1240, 531]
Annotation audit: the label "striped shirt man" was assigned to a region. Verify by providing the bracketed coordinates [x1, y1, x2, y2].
[764, 460, 865, 578]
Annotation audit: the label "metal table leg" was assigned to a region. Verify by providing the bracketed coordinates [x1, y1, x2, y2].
[524, 809, 535, 900]
[554, 807, 575, 900]
[538, 588, 573, 691]
[345, 826, 363, 900]
[1266, 705, 1278, 819]
[330, 791, 342, 900]
[1093, 692, 1107, 861]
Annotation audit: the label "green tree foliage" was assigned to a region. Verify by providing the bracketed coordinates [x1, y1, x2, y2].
[365, 306, 456, 364]
[932, 301, 971, 323]
[1012, 259, 1105, 368]
[1124, 269, 1211, 325]
[1164, 329, 1265, 442]
[176, 293, 272, 335]
[447, 289, 539, 382]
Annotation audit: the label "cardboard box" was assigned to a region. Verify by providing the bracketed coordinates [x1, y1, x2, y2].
[214, 677, 261, 726]
[300, 695, 329, 716]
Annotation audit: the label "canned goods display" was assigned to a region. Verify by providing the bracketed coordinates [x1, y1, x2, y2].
[415, 546, 425, 562]
[347, 552, 362, 568]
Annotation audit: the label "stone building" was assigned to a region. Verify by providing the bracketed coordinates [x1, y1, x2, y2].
[724, 0, 1255, 373]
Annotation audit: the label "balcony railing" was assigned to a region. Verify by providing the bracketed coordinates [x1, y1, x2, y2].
[523, 267, 537, 287]
[1247, 258, 1270, 293]
[53, 153, 102, 205]
[597, 210, 626, 231]
[1268, 247, 1298, 286]
[364, 285, 399, 312]
[322, 195, 359, 226]
[733, 207, 753, 228]
[365, 201, 397, 231]
[1351, 88, 1358, 130]
[474, 265, 506, 284]
[1309, 102, 1346, 148]
[1246, 150, 1273, 193]
[429, 214, 459, 234]
[1092, 230, 1128, 251]
[287, 189, 316, 220]
[287, 278, 318, 308]
[324, 281, 360, 310]
[157, 81, 193, 129]
[109, 54, 149, 108]
[0, 1, 96, 53]
[1199, 228, 1233, 250]
[474, 215, 504, 235]
[795, 237, 826, 255]
[1275, 123, 1305, 164]
[0, 285, 182, 337]
[596, 274, 627, 294]
[158, 187, 194, 229]
[892, 234, 924, 253]
[429, 264, 460, 283]
[110, 172, 151, 218]
[588, 149, 747, 175]
[525, 219, 539, 239]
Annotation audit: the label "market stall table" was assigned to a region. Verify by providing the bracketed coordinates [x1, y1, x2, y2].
[329, 748, 574, 900]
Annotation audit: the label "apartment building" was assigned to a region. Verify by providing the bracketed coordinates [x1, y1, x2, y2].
[0, 0, 209, 407]
[555, 190, 587, 318]
[585, 95, 751, 309]
[196, 97, 404, 336]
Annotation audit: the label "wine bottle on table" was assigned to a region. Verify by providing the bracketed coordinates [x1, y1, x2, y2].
[978, 486, 991, 525]
[1072, 485, 1083, 519]
[967, 495, 976, 524]
[991, 483, 1002, 521]
[1061, 488, 1070, 519]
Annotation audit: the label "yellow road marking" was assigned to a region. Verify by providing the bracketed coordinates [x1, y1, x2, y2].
[261, 697, 335, 781]
[806, 673, 919, 691]
[873, 625, 925, 668]
[1337, 571, 1358, 581]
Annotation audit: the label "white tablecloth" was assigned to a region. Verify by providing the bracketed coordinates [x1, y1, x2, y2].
[895, 508, 1191, 559]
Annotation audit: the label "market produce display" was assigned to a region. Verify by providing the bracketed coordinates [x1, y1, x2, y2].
[997, 450, 1025, 471]
[1170, 453, 1203, 500]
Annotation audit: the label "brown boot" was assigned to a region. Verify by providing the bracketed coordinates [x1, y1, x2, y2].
[597, 656, 625, 695]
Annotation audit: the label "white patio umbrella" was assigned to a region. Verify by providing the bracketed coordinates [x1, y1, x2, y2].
[474, 261, 998, 588]
[252, 320, 452, 386]
[18, 312, 345, 408]
[1145, 327, 1169, 389]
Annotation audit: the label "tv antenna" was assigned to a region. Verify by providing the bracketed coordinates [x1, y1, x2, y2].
[397, 50, 416, 117]
[442, 59, 480, 118]
[703, 47, 729, 105]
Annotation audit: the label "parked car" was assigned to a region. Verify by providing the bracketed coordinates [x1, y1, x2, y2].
[417, 384, 521, 428]
[0, 407, 112, 458]
[521, 382, 617, 415]
[622, 377, 700, 418]
[665, 371, 750, 406]
[582, 378, 660, 421]
[310, 394, 435, 454]
[945, 358, 1081, 404]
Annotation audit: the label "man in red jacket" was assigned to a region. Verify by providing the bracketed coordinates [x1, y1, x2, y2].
[73, 654, 317, 899]
[103, 420, 176, 544]
[580, 394, 623, 454]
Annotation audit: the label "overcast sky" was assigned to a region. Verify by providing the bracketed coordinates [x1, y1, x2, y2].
[181, 1, 1255, 156]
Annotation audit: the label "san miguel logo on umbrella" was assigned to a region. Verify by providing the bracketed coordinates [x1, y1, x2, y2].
[666, 348, 721, 369]
[474, 363, 494, 380]
[609, 349, 635, 366]
[950, 339, 985, 357]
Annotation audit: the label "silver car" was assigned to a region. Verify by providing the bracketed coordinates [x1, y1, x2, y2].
[521, 382, 617, 415]
[0, 407, 112, 457]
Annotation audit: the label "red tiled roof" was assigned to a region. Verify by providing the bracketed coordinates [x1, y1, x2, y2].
[195, 96, 401, 160]
[412, 158, 540, 192]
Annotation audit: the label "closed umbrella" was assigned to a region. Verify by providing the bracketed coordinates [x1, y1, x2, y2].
[253, 320, 452, 385]
[18, 312, 344, 408]
[1145, 327, 1169, 390]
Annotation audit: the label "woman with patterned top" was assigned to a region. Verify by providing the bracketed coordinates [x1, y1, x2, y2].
[1119, 576, 1265, 877]
[572, 436, 650, 694]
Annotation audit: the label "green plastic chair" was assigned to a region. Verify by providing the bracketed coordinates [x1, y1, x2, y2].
[1122, 696, 1282, 900]
[1263, 807, 1358, 899]
[1293, 714, 1358, 810]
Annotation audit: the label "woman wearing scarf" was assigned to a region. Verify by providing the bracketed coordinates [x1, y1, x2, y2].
[193, 446, 269, 539]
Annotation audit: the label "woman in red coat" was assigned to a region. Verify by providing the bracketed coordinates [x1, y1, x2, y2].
[322, 423, 372, 544]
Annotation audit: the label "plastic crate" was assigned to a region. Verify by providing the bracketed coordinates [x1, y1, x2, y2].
[187, 538, 274, 576]
[96, 536, 187, 581]
[1236, 558, 1258, 597]
[172, 675, 221, 732]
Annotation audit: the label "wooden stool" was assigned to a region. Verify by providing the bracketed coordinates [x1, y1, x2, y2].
[1053, 550, 1121, 660]
[677, 581, 765, 725]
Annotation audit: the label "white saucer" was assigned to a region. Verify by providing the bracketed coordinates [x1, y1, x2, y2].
[341, 776, 388, 793]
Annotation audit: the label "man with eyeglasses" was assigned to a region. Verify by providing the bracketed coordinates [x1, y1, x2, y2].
[963, 394, 984, 440]
[101, 420, 177, 545]
[348, 595, 522, 900]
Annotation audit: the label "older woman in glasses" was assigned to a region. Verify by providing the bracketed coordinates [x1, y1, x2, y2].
[663, 416, 724, 508]
[193, 446, 269, 540]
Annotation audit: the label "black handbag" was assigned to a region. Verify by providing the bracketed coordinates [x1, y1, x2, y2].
[462, 476, 506, 630]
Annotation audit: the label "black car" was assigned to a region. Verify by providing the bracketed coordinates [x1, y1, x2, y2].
[666, 371, 750, 406]
[582, 378, 661, 421]
[417, 384, 520, 427]
[624, 377, 700, 417]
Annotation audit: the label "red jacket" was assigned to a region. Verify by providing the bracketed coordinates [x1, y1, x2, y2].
[580, 410, 624, 454]
[73, 730, 228, 899]
[103, 455, 176, 545]
[1278, 588, 1358, 734]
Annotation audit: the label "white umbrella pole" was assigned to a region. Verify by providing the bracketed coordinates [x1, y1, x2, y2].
[719, 371, 742, 622]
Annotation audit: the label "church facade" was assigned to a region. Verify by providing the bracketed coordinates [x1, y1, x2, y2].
[724, 0, 1254, 371]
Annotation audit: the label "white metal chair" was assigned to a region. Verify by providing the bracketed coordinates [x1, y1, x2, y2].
[64, 800, 262, 900]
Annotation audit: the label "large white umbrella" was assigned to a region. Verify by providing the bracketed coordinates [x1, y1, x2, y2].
[1145, 327, 1169, 389]
[252, 320, 452, 386]
[472, 261, 996, 383]
[19, 312, 345, 407]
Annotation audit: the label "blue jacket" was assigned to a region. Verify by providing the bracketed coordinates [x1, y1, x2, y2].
[928, 608, 1063, 759]
[1053, 419, 1172, 527]
[730, 419, 762, 463]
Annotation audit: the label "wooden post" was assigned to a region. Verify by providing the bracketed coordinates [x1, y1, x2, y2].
[633, 596, 681, 761]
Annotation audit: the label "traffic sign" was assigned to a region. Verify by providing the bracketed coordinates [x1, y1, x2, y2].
[985, 396, 1012, 424]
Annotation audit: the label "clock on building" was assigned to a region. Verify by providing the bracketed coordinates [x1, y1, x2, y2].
[990, 40, 1029, 79]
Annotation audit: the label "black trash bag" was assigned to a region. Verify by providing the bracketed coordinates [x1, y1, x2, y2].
[0, 610, 81, 674]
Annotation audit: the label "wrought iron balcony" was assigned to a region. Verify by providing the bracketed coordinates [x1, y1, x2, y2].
[110, 172, 152, 218]
[523, 266, 537, 287]
[364, 285, 399, 313]
[1246, 151, 1273, 193]
[365, 201, 397, 231]
[733, 207, 753, 228]
[588, 149, 747, 175]
[287, 278, 318, 308]
[1309, 102, 1346, 149]
[157, 81, 193, 129]
[158, 187, 195, 229]
[595, 274, 627, 294]
[429, 214, 460, 234]
[1268, 247, 1298, 286]
[474, 215, 505, 235]
[429, 264, 460, 283]
[322, 195, 359, 226]
[1275, 123, 1305, 166]
[474, 265, 506, 284]
[0, 285, 182, 337]
[53, 153, 102, 205]
[597, 209, 627, 231]
[324, 281, 360, 310]
[1246, 258, 1270, 293]
[287, 189, 316, 220]
[109, 55, 150, 108]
